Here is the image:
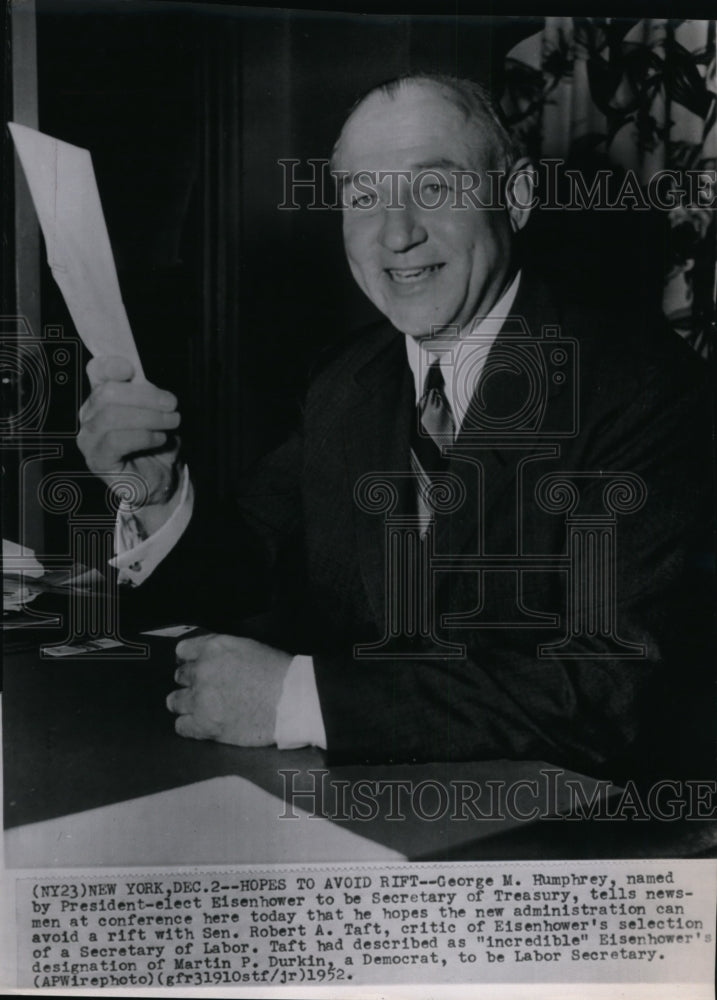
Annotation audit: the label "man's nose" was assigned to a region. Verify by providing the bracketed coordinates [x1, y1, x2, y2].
[378, 204, 428, 252]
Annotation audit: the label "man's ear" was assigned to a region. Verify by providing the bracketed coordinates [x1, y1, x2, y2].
[505, 157, 537, 232]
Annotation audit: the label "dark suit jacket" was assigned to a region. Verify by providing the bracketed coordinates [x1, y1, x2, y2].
[129, 276, 715, 781]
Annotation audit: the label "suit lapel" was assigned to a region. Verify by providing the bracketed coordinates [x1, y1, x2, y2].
[342, 329, 416, 623]
[338, 276, 567, 621]
[433, 275, 566, 557]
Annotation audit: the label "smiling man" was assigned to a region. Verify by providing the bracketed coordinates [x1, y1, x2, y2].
[77, 74, 712, 780]
[336, 77, 527, 337]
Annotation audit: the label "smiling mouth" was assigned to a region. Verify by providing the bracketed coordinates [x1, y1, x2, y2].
[386, 264, 444, 283]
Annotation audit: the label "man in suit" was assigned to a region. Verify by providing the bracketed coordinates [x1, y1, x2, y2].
[77, 74, 713, 780]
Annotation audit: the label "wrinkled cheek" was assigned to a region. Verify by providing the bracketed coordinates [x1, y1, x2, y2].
[345, 249, 375, 299]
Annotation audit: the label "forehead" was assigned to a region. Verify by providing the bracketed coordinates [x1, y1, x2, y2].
[335, 83, 485, 173]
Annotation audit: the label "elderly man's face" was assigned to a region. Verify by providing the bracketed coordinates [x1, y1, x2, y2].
[336, 83, 516, 338]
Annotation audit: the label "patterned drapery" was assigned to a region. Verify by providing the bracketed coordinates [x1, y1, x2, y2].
[501, 18, 716, 356]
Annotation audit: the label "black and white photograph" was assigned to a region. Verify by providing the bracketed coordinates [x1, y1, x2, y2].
[1, 2, 716, 996]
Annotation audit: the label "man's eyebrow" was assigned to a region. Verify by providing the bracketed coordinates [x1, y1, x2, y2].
[334, 158, 476, 186]
[412, 158, 475, 173]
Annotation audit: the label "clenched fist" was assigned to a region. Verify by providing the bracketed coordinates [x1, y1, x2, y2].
[166, 634, 292, 746]
[78, 355, 182, 509]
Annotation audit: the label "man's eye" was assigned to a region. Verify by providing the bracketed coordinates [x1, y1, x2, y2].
[420, 179, 448, 195]
[350, 192, 377, 209]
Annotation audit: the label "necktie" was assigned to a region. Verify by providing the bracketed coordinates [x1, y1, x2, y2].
[410, 359, 455, 532]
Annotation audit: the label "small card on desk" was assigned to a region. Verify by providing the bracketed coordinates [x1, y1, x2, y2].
[41, 638, 129, 657]
[141, 624, 199, 638]
[38, 626, 200, 658]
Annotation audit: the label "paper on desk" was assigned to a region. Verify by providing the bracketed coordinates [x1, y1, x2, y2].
[2, 539, 44, 579]
[4, 775, 403, 867]
[8, 122, 144, 380]
[3, 538, 45, 611]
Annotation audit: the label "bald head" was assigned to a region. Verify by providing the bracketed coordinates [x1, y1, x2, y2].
[333, 74, 518, 175]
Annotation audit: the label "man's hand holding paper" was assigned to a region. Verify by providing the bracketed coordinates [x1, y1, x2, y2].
[9, 123, 187, 532]
[78, 355, 184, 526]
[11, 121, 318, 750]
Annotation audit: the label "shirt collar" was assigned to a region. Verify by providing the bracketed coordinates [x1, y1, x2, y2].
[404, 270, 522, 429]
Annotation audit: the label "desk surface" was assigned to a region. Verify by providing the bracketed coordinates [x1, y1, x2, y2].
[4, 625, 716, 866]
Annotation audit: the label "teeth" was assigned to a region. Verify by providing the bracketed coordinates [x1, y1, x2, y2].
[388, 265, 440, 283]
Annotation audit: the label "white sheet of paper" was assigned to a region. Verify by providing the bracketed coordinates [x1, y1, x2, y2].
[3, 775, 403, 867]
[2, 539, 44, 579]
[8, 122, 145, 380]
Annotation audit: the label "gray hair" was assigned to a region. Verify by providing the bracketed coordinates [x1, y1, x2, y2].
[332, 72, 520, 173]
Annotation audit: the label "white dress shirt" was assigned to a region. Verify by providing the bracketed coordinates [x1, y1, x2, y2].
[404, 270, 521, 426]
[112, 465, 193, 583]
[113, 271, 522, 750]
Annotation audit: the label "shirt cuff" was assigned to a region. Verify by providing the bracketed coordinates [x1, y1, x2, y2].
[274, 655, 327, 750]
[111, 466, 193, 586]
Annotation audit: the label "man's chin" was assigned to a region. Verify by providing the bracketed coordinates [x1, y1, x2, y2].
[388, 314, 456, 340]
[379, 304, 442, 339]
